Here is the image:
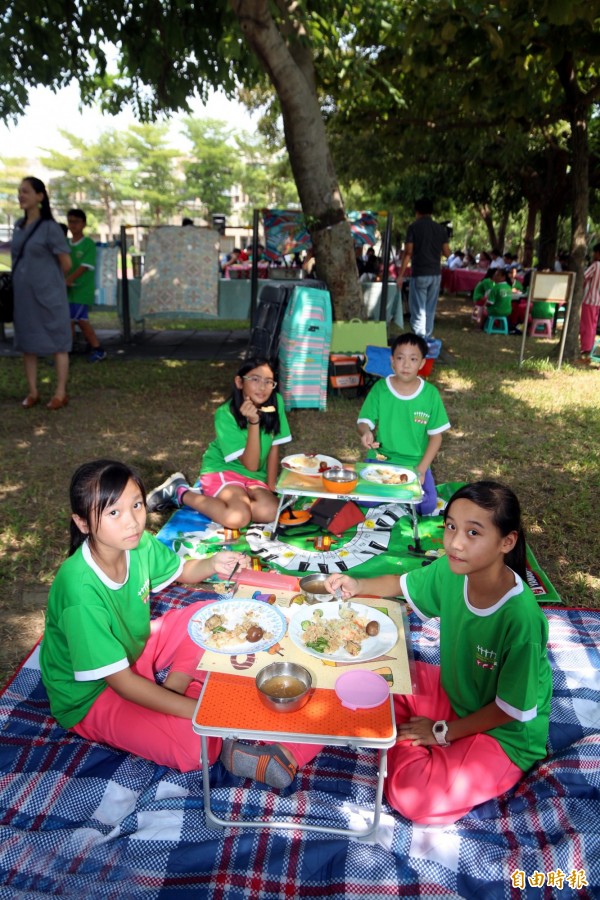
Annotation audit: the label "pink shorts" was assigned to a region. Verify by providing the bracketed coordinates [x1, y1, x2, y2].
[200, 470, 270, 497]
[386, 662, 523, 825]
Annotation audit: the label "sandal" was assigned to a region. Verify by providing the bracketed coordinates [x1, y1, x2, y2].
[22, 394, 40, 409]
[220, 739, 297, 789]
[46, 395, 69, 410]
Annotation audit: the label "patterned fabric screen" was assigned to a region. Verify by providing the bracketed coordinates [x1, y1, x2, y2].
[94, 244, 119, 307]
[140, 226, 219, 318]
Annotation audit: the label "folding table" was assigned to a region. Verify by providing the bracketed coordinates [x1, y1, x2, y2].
[193, 672, 397, 838]
[271, 463, 425, 552]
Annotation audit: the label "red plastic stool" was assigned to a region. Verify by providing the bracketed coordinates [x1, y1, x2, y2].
[529, 318, 553, 338]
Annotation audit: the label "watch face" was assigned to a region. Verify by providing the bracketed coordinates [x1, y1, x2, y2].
[433, 721, 448, 742]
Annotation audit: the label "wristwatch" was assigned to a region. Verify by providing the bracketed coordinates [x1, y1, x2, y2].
[432, 720, 451, 747]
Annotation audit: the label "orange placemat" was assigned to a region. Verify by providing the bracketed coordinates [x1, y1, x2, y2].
[195, 588, 414, 695]
[193, 673, 395, 742]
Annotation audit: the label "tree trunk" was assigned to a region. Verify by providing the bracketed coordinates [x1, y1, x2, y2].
[478, 204, 498, 250]
[564, 103, 588, 359]
[496, 210, 509, 255]
[231, 0, 363, 320]
[522, 201, 538, 269]
[556, 52, 589, 359]
[537, 203, 561, 270]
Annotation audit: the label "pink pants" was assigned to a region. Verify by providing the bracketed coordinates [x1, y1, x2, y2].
[579, 302, 600, 353]
[73, 600, 318, 773]
[385, 662, 523, 825]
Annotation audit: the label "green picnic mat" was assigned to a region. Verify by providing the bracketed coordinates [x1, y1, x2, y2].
[157, 481, 561, 604]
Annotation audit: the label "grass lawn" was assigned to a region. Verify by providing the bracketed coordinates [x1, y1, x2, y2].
[0, 294, 598, 686]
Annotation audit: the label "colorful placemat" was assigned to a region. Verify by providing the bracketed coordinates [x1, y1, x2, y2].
[192, 586, 413, 695]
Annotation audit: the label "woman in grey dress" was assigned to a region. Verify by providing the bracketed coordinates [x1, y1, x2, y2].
[12, 177, 72, 409]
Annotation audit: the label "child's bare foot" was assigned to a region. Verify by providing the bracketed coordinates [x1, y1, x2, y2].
[164, 671, 192, 695]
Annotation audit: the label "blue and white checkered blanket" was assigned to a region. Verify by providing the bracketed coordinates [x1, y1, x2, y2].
[0, 589, 598, 899]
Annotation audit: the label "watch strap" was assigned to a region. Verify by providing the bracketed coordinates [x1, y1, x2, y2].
[432, 719, 450, 747]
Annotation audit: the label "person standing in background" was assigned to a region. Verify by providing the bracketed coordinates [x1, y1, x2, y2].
[578, 242, 600, 364]
[397, 198, 450, 340]
[66, 209, 106, 363]
[12, 176, 72, 410]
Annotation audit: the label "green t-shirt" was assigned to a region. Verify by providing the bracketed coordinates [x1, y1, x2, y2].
[400, 556, 552, 772]
[486, 281, 513, 316]
[68, 236, 96, 306]
[531, 299, 556, 319]
[39, 532, 183, 729]
[201, 393, 292, 483]
[357, 377, 450, 467]
[473, 277, 493, 303]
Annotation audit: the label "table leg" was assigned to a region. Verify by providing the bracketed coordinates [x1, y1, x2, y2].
[201, 735, 223, 830]
[405, 504, 423, 555]
[266, 492, 299, 539]
[268, 492, 288, 538]
[200, 735, 387, 838]
[359, 747, 388, 842]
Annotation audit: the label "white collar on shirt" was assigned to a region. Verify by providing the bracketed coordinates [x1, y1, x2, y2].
[82, 540, 130, 590]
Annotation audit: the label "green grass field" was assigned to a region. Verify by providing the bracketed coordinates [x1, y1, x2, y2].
[0, 294, 598, 685]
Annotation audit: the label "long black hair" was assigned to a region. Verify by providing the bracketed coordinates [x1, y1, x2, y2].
[444, 480, 527, 580]
[230, 357, 280, 435]
[21, 176, 53, 221]
[68, 459, 146, 556]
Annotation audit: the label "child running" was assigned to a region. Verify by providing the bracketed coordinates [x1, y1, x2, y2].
[147, 358, 292, 529]
[40, 459, 316, 786]
[325, 481, 552, 825]
[357, 333, 450, 514]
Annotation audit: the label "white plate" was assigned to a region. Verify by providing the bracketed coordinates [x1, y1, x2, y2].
[188, 600, 287, 655]
[360, 464, 417, 485]
[288, 602, 399, 663]
[281, 453, 342, 477]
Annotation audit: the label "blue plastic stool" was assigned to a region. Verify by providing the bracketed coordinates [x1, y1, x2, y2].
[484, 315, 509, 335]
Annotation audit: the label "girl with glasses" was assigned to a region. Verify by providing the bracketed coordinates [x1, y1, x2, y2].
[147, 358, 291, 529]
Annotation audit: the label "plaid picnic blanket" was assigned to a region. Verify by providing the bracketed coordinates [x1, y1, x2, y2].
[0, 593, 598, 899]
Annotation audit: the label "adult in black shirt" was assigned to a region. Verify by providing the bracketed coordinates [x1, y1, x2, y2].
[397, 198, 450, 339]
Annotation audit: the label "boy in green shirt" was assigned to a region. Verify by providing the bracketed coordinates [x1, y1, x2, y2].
[66, 209, 106, 362]
[357, 333, 450, 514]
[485, 267, 513, 317]
[472, 268, 494, 304]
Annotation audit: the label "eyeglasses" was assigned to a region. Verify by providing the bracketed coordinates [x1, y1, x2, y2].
[243, 375, 277, 389]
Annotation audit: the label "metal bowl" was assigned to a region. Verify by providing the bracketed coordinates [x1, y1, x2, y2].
[255, 662, 313, 713]
[299, 573, 336, 604]
[321, 467, 358, 494]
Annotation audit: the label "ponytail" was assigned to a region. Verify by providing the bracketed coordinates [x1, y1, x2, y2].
[21, 176, 53, 221]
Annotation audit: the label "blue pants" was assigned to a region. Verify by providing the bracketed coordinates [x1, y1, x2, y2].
[416, 468, 438, 516]
[409, 275, 442, 339]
